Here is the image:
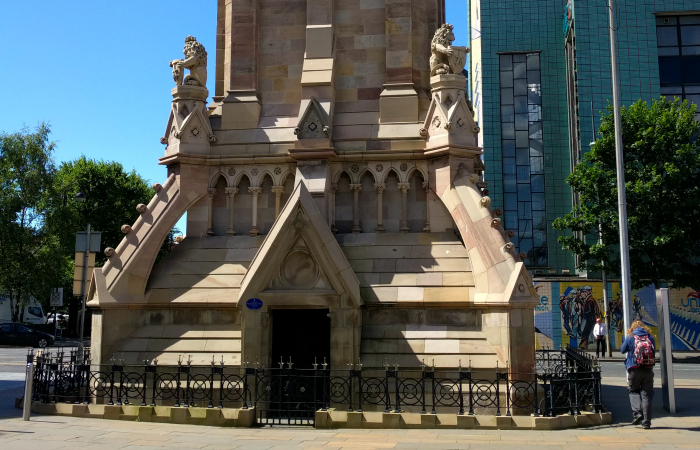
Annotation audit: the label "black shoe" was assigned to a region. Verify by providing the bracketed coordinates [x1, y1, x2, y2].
[642, 424, 650, 429]
[632, 416, 643, 426]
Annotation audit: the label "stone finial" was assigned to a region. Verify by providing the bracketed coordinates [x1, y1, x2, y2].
[506, 230, 515, 238]
[169, 36, 207, 87]
[430, 24, 469, 76]
[480, 196, 491, 207]
[519, 252, 528, 261]
[121, 225, 132, 234]
[493, 208, 503, 217]
[104, 247, 115, 257]
[152, 183, 162, 192]
[468, 174, 479, 184]
[136, 204, 147, 213]
[503, 242, 515, 253]
[491, 218, 501, 228]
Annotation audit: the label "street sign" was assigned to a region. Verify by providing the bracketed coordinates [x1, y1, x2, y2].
[50, 288, 63, 307]
[75, 231, 102, 253]
[73, 252, 96, 296]
[246, 298, 263, 310]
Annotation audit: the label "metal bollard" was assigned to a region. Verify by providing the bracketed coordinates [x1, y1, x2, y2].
[23, 351, 35, 421]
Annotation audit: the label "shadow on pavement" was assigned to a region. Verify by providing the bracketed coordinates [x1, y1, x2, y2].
[0, 385, 23, 420]
[602, 384, 700, 424]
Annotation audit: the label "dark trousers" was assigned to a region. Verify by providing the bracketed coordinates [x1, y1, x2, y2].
[628, 367, 654, 426]
[595, 336, 606, 357]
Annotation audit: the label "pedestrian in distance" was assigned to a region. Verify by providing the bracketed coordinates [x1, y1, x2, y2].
[593, 317, 607, 358]
[620, 319, 656, 429]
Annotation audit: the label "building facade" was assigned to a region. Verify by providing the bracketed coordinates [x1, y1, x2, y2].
[468, 0, 700, 351]
[87, 0, 539, 378]
[469, 0, 700, 276]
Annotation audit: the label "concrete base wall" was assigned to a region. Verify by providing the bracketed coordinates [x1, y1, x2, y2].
[315, 409, 612, 430]
[31, 402, 256, 427]
[29, 402, 610, 430]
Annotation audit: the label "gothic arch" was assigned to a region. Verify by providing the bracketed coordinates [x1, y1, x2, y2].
[209, 171, 228, 189]
[234, 172, 251, 188]
[279, 170, 295, 186]
[255, 170, 275, 188]
[405, 166, 427, 185]
[382, 167, 401, 184]
[333, 169, 352, 185]
[355, 168, 376, 185]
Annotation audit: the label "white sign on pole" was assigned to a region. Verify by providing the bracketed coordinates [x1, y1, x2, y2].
[50, 288, 64, 307]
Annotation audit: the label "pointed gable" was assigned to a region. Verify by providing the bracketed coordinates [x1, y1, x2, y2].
[238, 183, 362, 307]
[294, 97, 331, 139]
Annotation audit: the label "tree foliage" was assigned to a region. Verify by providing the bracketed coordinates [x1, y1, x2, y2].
[45, 157, 155, 266]
[0, 124, 62, 321]
[553, 98, 700, 288]
[1, 125, 180, 324]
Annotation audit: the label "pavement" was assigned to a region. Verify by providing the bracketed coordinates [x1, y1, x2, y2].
[0, 352, 699, 449]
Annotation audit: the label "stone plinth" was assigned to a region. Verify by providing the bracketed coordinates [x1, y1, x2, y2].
[162, 85, 215, 156]
[422, 73, 480, 154]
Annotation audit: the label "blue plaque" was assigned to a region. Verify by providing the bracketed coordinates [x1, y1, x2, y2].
[246, 298, 263, 310]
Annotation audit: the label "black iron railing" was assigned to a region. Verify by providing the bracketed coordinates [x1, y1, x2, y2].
[29, 348, 603, 426]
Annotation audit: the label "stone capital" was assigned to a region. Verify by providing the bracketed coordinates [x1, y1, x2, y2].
[349, 183, 362, 193]
[207, 188, 218, 196]
[248, 187, 263, 195]
[331, 183, 338, 193]
[398, 183, 410, 192]
[271, 186, 285, 195]
[374, 183, 386, 193]
[422, 181, 429, 191]
[225, 187, 239, 196]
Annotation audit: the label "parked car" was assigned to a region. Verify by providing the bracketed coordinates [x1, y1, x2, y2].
[0, 322, 54, 348]
[47, 313, 69, 324]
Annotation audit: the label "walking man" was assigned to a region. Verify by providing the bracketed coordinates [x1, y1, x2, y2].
[620, 320, 656, 429]
[593, 317, 607, 358]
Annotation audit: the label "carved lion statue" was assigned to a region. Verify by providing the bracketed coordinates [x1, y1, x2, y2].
[430, 24, 456, 76]
[170, 36, 208, 87]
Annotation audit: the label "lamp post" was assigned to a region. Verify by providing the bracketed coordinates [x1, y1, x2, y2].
[607, 0, 633, 333]
[75, 192, 89, 356]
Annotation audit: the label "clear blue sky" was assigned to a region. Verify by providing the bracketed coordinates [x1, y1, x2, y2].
[1, 0, 467, 234]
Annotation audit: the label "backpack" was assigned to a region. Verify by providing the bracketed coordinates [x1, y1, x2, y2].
[633, 335, 655, 367]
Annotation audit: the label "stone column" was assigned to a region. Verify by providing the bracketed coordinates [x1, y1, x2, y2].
[422, 181, 430, 232]
[225, 187, 239, 235]
[398, 183, 410, 233]
[379, 0, 418, 123]
[220, 0, 261, 128]
[330, 184, 338, 232]
[271, 185, 284, 218]
[350, 183, 362, 234]
[374, 183, 386, 233]
[206, 188, 217, 235]
[248, 187, 262, 236]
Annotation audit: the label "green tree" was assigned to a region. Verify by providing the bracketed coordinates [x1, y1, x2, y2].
[554, 98, 700, 288]
[45, 157, 180, 316]
[0, 124, 61, 321]
[46, 157, 155, 266]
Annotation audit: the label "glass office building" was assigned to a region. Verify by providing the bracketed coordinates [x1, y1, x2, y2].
[468, 0, 700, 275]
